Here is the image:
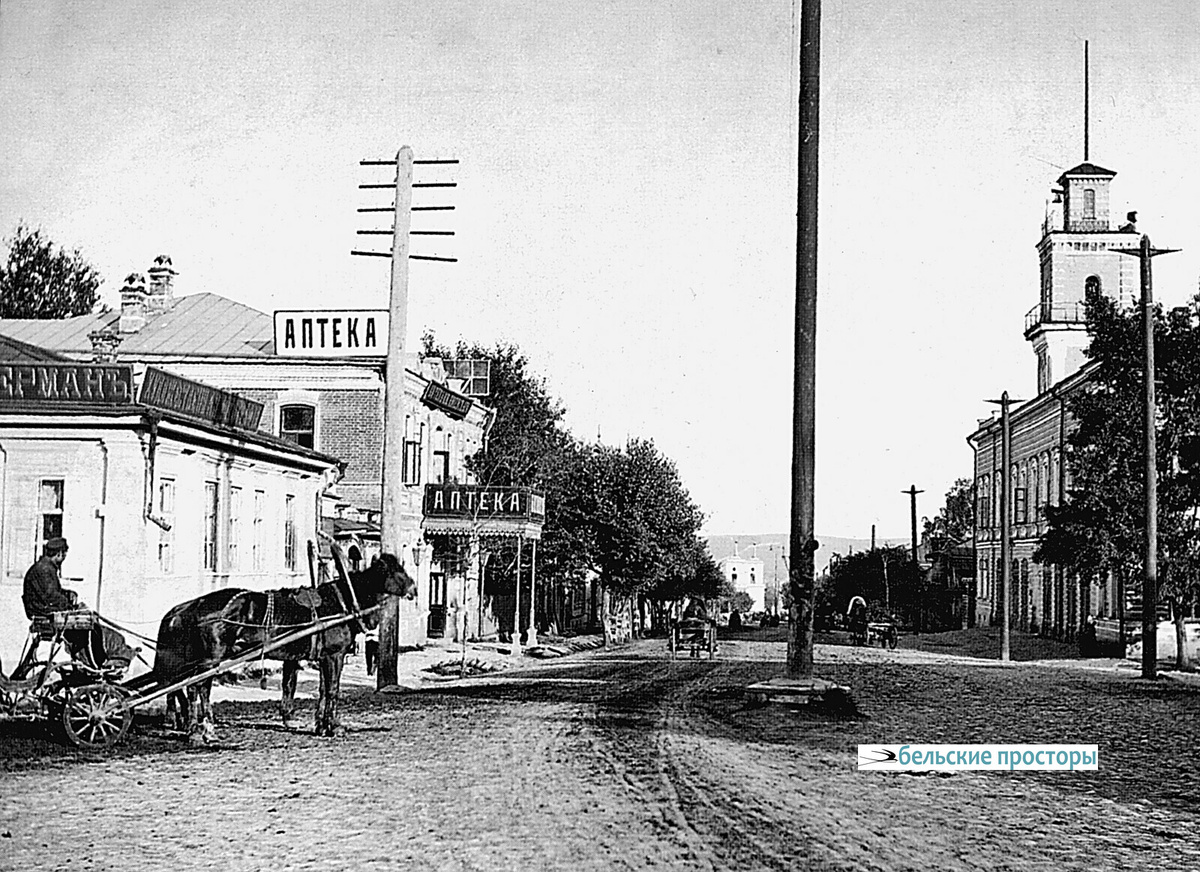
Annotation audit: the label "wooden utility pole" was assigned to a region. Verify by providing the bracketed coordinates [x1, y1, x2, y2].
[787, 0, 820, 678]
[352, 150, 458, 690]
[902, 485, 923, 632]
[377, 146, 415, 690]
[1115, 234, 1179, 680]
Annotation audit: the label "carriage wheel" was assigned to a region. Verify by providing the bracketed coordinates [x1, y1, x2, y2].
[61, 684, 131, 749]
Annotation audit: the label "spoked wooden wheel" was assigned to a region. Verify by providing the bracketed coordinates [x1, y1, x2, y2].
[61, 684, 131, 749]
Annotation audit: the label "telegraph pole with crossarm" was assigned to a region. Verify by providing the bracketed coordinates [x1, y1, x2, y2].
[353, 148, 457, 690]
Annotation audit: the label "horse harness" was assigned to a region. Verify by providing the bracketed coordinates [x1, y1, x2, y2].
[256, 588, 326, 664]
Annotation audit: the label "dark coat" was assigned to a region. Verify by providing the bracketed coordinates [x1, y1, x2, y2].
[22, 556, 76, 619]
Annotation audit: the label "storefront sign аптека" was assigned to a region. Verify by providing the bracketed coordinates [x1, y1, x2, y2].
[0, 364, 133, 405]
[273, 310, 389, 357]
[423, 485, 546, 521]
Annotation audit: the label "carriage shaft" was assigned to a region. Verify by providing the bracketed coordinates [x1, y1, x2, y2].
[123, 605, 382, 712]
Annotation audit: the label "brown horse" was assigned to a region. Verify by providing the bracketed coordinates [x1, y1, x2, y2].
[153, 553, 415, 741]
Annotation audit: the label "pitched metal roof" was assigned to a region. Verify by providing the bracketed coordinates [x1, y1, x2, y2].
[0, 333, 71, 362]
[0, 294, 274, 359]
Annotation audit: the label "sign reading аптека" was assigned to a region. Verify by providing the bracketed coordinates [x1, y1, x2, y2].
[273, 310, 390, 357]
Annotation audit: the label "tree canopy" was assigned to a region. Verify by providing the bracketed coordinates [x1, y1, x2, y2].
[922, 477, 975, 544]
[1036, 288, 1200, 661]
[420, 335, 716, 631]
[816, 545, 913, 625]
[0, 224, 102, 319]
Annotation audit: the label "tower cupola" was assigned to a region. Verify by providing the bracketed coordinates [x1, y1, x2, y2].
[1057, 162, 1116, 232]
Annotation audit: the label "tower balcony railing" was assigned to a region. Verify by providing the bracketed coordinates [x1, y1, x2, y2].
[1024, 301, 1087, 335]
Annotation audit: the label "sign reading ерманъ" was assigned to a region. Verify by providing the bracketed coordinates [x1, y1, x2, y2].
[273, 310, 389, 357]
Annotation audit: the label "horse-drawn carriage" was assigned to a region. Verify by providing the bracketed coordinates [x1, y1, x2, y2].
[0, 549, 415, 749]
[0, 610, 135, 748]
[846, 596, 898, 648]
[668, 599, 718, 660]
[669, 616, 717, 659]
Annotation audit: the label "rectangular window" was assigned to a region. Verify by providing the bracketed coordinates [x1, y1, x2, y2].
[403, 439, 422, 485]
[280, 404, 316, 449]
[253, 490, 266, 570]
[1014, 487, 1028, 525]
[38, 479, 64, 555]
[158, 479, 176, 574]
[203, 482, 219, 571]
[284, 494, 297, 572]
[228, 486, 242, 571]
[433, 450, 450, 484]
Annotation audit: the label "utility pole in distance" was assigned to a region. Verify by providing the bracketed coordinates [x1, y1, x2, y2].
[354, 148, 457, 690]
[1115, 233, 1179, 680]
[902, 485, 923, 632]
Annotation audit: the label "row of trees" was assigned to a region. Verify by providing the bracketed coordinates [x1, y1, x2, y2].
[421, 334, 722, 643]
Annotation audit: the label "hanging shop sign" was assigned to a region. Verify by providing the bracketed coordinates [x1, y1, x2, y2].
[420, 381, 473, 419]
[139, 367, 264, 431]
[273, 310, 389, 357]
[0, 363, 133, 406]
[423, 484, 546, 522]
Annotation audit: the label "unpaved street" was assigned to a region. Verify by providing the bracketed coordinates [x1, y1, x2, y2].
[4, 639, 1200, 871]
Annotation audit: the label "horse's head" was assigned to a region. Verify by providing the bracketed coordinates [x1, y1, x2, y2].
[369, 552, 418, 600]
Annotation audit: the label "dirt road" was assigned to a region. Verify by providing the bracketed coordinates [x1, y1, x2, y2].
[3, 638, 1199, 871]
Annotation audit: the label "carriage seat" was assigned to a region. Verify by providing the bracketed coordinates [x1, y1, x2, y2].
[10, 610, 100, 678]
[30, 609, 96, 640]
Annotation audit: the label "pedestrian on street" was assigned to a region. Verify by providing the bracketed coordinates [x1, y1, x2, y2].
[364, 626, 379, 676]
[1080, 615, 1098, 658]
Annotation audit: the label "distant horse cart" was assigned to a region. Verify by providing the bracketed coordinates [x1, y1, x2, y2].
[845, 597, 897, 648]
[669, 600, 717, 660]
[847, 596, 869, 645]
[0, 550, 415, 749]
[867, 621, 898, 649]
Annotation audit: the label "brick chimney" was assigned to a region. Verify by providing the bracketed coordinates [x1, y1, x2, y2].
[145, 254, 177, 313]
[87, 330, 123, 362]
[119, 273, 148, 333]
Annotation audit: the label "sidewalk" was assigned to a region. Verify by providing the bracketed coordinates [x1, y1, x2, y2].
[209, 634, 606, 704]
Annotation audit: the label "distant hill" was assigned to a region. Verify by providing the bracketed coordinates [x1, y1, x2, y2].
[705, 533, 907, 594]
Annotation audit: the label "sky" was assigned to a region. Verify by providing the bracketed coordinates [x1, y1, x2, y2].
[2, 1, 1200, 539]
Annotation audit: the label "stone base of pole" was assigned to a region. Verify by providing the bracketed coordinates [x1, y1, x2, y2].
[744, 677, 852, 708]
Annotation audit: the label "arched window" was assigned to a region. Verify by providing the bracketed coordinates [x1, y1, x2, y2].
[1082, 188, 1096, 219]
[280, 404, 316, 448]
[1085, 275, 1101, 298]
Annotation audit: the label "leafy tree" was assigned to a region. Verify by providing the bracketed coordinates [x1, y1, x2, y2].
[420, 334, 711, 644]
[562, 438, 707, 643]
[816, 546, 914, 627]
[421, 334, 590, 617]
[640, 536, 723, 634]
[1036, 288, 1200, 667]
[922, 477, 975, 543]
[0, 224, 102, 318]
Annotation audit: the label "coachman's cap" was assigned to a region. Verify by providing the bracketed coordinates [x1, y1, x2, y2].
[45, 537, 68, 554]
